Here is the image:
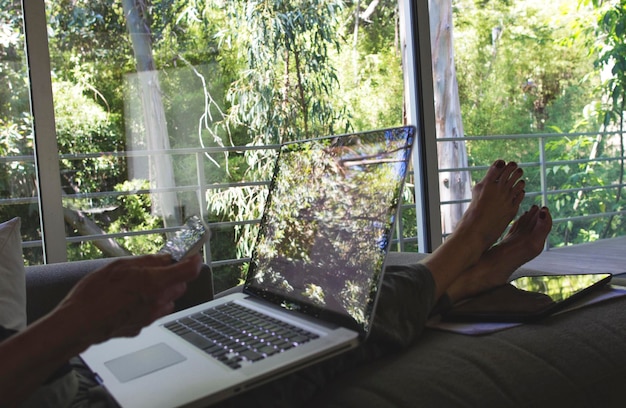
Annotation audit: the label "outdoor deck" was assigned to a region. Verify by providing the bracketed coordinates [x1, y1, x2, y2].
[521, 236, 626, 275]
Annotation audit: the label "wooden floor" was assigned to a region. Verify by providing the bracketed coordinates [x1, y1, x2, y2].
[521, 236, 626, 275]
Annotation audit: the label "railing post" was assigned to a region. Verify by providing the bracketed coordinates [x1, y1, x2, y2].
[395, 214, 404, 252]
[196, 152, 212, 265]
[539, 136, 549, 251]
[539, 136, 548, 208]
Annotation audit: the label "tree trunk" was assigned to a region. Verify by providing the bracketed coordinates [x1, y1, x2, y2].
[63, 207, 132, 257]
[122, 0, 181, 228]
[429, 0, 471, 236]
[360, 0, 380, 22]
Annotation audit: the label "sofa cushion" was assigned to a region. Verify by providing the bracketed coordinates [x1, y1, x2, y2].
[26, 258, 115, 324]
[0, 217, 26, 330]
[302, 295, 626, 408]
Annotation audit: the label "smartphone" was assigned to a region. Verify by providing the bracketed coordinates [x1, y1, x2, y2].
[159, 216, 210, 262]
[442, 272, 613, 323]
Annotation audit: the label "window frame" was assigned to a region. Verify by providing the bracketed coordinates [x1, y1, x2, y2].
[23, 0, 66, 263]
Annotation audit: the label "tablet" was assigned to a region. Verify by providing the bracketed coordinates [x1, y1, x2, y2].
[442, 273, 613, 323]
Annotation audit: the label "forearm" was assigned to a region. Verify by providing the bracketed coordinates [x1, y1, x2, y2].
[0, 307, 90, 407]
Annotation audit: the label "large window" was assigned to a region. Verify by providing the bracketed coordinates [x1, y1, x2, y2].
[2, 0, 430, 293]
[4, 0, 624, 294]
[432, 0, 626, 247]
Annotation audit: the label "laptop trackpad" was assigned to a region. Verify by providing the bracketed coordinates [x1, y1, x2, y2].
[104, 342, 186, 383]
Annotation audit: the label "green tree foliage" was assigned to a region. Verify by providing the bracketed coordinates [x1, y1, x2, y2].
[530, 0, 626, 245]
[454, 0, 600, 139]
[588, 0, 626, 239]
[0, 1, 42, 260]
[0, 1, 30, 122]
[218, 0, 351, 145]
[3, 1, 373, 269]
[337, 0, 405, 131]
[202, 1, 411, 287]
[453, 0, 625, 245]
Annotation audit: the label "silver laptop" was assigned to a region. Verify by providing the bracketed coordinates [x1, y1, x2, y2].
[80, 125, 416, 408]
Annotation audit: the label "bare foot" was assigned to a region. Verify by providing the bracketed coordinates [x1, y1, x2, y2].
[453, 160, 526, 253]
[446, 205, 552, 302]
[422, 160, 526, 300]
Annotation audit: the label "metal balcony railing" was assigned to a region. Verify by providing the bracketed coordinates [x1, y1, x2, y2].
[436, 131, 626, 234]
[1, 131, 625, 277]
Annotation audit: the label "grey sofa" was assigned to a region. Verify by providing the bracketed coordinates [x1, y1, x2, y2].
[25, 251, 626, 407]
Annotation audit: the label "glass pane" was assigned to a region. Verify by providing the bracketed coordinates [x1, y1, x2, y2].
[44, 1, 409, 291]
[46, 1, 215, 262]
[432, 0, 625, 245]
[0, 2, 43, 264]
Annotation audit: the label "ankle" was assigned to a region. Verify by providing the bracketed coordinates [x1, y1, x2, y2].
[450, 221, 497, 257]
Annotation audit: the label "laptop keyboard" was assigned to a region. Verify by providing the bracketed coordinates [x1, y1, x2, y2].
[163, 302, 319, 369]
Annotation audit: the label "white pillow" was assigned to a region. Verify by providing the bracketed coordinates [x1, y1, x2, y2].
[0, 217, 26, 330]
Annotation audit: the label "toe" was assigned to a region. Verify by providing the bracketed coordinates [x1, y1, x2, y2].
[512, 182, 526, 205]
[500, 163, 522, 187]
[483, 159, 507, 183]
[538, 206, 552, 227]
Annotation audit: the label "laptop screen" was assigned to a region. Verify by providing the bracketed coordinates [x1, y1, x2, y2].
[244, 126, 415, 334]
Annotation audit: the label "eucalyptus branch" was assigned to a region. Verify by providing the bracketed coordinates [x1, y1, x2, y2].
[178, 54, 231, 173]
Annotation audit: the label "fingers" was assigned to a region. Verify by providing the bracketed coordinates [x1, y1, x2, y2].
[101, 254, 175, 282]
[113, 253, 175, 268]
[154, 253, 203, 288]
[69, 254, 204, 343]
[114, 299, 178, 339]
[110, 280, 188, 339]
[109, 253, 201, 296]
[120, 254, 202, 321]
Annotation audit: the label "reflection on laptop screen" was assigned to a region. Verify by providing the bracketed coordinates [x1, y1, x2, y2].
[245, 127, 414, 332]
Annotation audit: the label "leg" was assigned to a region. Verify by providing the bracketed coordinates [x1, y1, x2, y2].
[371, 204, 552, 347]
[423, 160, 526, 300]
